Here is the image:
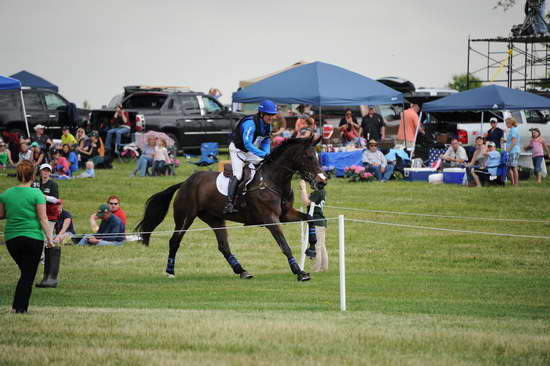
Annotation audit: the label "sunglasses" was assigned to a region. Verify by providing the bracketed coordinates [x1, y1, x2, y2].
[108, 202, 119, 205]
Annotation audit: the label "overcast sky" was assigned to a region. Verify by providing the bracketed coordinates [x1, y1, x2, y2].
[1, 0, 524, 108]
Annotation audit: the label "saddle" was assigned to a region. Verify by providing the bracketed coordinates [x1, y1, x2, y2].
[223, 163, 254, 209]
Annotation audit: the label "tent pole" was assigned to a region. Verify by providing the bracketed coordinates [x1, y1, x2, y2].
[411, 111, 422, 159]
[480, 111, 484, 139]
[20, 90, 30, 138]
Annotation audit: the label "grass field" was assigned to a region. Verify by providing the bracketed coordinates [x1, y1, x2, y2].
[1, 157, 549, 365]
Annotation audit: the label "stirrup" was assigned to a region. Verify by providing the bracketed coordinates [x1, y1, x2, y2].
[223, 202, 238, 214]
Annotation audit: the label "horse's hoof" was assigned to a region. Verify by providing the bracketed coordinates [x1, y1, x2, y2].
[297, 272, 311, 282]
[166, 273, 175, 279]
[240, 271, 254, 279]
[305, 248, 316, 259]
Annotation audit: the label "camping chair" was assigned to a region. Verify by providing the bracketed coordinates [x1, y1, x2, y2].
[187, 142, 219, 167]
[476, 151, 509, 186]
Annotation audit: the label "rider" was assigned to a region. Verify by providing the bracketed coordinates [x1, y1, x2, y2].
[223, 100, 277, 214]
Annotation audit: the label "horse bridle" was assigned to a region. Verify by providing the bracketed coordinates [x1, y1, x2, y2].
[261, 159, 316, 185]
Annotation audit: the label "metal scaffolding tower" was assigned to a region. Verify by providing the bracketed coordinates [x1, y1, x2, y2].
[467, 35, 550, 90]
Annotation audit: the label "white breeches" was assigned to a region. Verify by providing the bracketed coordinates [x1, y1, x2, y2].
[228, 142, 263, 180]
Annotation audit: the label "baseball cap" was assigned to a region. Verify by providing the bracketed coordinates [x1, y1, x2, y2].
[90, 131, 99, 137]
[34, 124, 46, 130]
[31, 142, 40, 147]
[96, 204, 110, 218]
[489, 117, 498, 123]
[487, 141, 496, 147]
[39, 163, 52, 171]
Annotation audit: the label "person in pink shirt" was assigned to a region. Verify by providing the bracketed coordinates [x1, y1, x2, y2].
[397, 104, 424, 149]
[51, 150, 70, 177]
[526, 128, 550, 184]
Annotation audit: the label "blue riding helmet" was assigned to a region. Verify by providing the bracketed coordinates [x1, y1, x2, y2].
[258, 100, 277, 115]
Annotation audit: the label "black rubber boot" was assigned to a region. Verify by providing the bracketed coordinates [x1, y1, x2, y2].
[223, 176, 240, 214]
[36, 247, 61, 288]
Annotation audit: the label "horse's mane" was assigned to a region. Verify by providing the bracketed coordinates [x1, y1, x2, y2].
[266, 137, 313, 162]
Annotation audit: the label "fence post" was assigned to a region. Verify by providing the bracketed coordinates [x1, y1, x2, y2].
[339, 214, 346, 312]
[300, 207, 306, 270]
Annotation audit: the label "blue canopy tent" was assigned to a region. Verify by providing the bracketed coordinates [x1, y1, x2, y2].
[422, 84, 550, 112]
[413, 85, 550, 157]
[10, 70, 58, 92]
[0, 75, 30, 137]
[232, 61, 403, 106]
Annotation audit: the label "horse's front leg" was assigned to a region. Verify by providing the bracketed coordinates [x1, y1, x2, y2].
[266, 221, 311, 282]
[281, 207, 317, 259]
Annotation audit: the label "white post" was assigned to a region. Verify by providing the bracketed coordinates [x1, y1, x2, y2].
[338, 214, 346, 312]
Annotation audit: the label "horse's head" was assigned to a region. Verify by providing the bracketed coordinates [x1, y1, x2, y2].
[267, 136, 327, 190]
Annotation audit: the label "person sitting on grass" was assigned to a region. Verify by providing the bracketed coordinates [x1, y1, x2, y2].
[60, 126, 78, 147]
[50, 150, 70, 179]
[0, 141, 14, 169]
[30, 142, 45, 170]
[75, 160, 95, 178]
[362, 139, 394, 182]
[106, 195, 126, 227]
[61, 144, 79, 176]
[78, 204, 125, 246]
[53, 200, 76, 245]
[18, 141, 33, 165]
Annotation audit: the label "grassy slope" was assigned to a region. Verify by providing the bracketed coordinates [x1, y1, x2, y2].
[0, 158, 549, 365]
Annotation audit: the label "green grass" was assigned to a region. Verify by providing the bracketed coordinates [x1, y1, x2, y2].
[1, 157, 549, 365]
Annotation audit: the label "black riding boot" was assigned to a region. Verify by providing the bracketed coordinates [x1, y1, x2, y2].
[36, 247, 61, 288]
[223, 176, 240, 214]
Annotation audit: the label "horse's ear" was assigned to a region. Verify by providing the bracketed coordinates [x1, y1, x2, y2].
[312, 136, 322, 146]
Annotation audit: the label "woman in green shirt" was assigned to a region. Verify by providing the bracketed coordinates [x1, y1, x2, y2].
[0, 160, 54, 313]
[0, 141, 14, 168]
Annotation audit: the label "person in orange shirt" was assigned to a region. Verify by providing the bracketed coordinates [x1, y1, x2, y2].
[397, 104, 424, 149]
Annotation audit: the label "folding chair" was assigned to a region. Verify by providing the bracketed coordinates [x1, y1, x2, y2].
[187, 142, 219, 167]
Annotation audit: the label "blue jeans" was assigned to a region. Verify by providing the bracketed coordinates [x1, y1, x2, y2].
[105, 127, 130, 152]
[78, 234, 124, 247]
[152, 160, 166, 176]
[135, 156, 153, 177]
[368, 164, 395, 181]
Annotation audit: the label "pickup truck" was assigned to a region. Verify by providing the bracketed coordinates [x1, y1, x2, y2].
[89, 89, 244, 151]
[0, 87, 89, 138]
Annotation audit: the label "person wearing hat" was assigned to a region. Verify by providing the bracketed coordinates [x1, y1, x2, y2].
[223, 100, 276, 214]
[30, 141, 45, 169]
[32, 163, 62, 288]
[78, 204, 125, 246]
[484, 117, 504, 149]
[0, 140, 14, 168]
[26, 124, 53, 152]
[60, 126, 78, 147]
[472, 141, 502, 186]
[362, 139, 395, 182]
[78, 131, 104, 167]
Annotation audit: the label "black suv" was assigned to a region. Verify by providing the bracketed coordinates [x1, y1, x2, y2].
[89, 88, 244, 150]
[0, 88, 89, 138]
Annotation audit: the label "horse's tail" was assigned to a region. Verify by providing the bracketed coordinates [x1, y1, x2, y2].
[136, 182, 182, 246]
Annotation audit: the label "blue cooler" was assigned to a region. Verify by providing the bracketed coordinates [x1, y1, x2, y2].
[404, 168, 437, 182]
[443, 168, 466, 184]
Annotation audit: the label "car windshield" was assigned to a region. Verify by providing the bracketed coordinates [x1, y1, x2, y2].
[123, 94, 167, 109]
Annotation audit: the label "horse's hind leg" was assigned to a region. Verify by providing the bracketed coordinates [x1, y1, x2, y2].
[166, 211, 195, 278]
[199, 213, 253, 279]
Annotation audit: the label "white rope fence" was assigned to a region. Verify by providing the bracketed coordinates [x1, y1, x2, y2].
[325, 205, 550, 224]
[345, 217, 550, 240]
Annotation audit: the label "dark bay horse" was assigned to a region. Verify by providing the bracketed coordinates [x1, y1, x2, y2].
[136, 137, 328, 281]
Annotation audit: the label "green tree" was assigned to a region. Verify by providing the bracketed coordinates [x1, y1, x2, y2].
[448, 74, 482, 92]
[83, 100, 92, 109]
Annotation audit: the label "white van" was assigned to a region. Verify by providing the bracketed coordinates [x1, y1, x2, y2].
[455, 109, 550, 168]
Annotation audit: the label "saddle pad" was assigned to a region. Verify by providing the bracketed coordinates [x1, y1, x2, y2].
[216, 165, 257, 196]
